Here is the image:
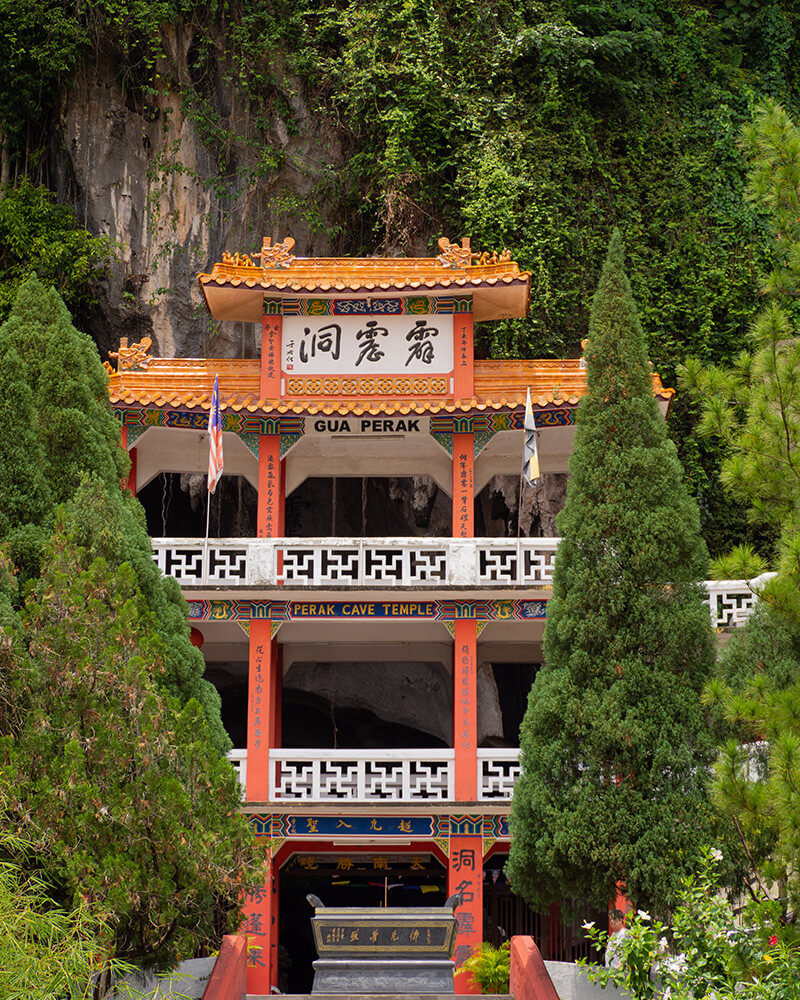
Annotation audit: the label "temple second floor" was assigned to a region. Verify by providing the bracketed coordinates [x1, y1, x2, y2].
[157, 533, 762, 632]
[226, 746, 521, 805]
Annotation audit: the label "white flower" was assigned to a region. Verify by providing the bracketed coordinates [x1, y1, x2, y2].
[659, 937, 669, 951]
[582, 920, 596, 930]
[637, 909, 652, 922]
[710, 847, 723, 861]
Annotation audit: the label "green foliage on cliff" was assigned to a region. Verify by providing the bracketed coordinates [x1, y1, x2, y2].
[0, 276, 229, 752]
[681, 100, 800, 599]
[0, 181, 111, 326]
[1, 2, 800, 553]
[507, 233, 717, 916]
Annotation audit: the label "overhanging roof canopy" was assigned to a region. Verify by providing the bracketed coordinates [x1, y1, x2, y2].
[198, 237, 532, 323]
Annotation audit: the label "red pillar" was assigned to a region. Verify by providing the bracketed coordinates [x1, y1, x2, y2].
[257, 435, 284, 537]
[250, 303, 282, 995]
[454, 617, 478, 801]
[245, 619, 275, 994]
[448, 835, 483, 993]
[270, 852, 280, 990]
[453, 310, 474, 399]
[452, 433, 474, 538]
[120, 425, 137, 496]
[261, 312, 282, 398]
[246, 620, 273, 802]
[243, 854, 276, 994]
[451, 616, 481, 990]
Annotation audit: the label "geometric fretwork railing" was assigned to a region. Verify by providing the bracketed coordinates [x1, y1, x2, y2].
[153, 536, 767, 628]
[477, 749, 522, 800]
[268, 749, 455, 802]
[704, 578, 763, 629]
[226, 748, 526, 802]
[151, 536, 559, 589]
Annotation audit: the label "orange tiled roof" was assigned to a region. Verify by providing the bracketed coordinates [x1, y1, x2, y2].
[109, 358, 674, 415]
[198, 238, 531, 324]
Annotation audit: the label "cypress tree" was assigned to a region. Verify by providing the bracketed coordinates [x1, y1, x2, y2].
[507, 232, 716, 916]
[0, 276, 228, 752]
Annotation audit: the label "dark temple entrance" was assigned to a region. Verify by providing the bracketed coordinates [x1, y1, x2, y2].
[483, 854, 603, 963]
[279, 853, 447, 994]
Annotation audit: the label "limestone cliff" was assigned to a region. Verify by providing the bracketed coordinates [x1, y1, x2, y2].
[51, 29, 345, 360]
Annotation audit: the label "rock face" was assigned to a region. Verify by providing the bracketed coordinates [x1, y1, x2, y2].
[51, 29, 345, 360]
[476, 473, 569, 537]
[283, 661, 506, 747]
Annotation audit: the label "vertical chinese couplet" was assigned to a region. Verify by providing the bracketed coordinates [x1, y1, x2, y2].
[261, 315, 282, 397]
[258, 435, 283, 537]
[247, 619, 273, 800]
[453, 312, 474, 398]
[453, 618, 477, 800]
[449, 835, 483, 995]
[452, 433, 474, 539]
[243, 866, 279, 996]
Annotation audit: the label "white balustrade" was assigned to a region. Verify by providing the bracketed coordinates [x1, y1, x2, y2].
[269, 749, 455, 802]
[280, 540, 450, 585]
[153, 539, 250, 584]
[478, 749, 522, 800]
[476, 541, 558, 586]
[226, 748, 247, 796]
[704, 578, 768, 630]
[151, 536, 559, 588]
[151, 537, 769, 631]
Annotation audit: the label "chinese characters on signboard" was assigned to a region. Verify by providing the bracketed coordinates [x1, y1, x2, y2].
[282, 314, 454, 376]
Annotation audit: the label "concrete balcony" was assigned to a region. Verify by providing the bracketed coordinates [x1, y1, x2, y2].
[225, 748, 525, 803]
[153, 537, 765, 627]
[152, 536, 558, 590]
[268, 749, 455, 802]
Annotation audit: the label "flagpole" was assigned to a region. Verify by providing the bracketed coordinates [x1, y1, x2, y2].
[203, 485, 211, 586]
[204, 374, 224, 587]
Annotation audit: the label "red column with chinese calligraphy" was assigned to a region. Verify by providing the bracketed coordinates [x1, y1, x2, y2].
[258, 304, 284, 538]
[449, 836, 483, 992]
[453, 308, 474, 399]
[258, 435, 284, 537]
[245, 620, 275, 993]
[454, 617, 478, 801]
[452, 433, 474, 538]
[452, 616, 481, 988]
[261, 309, 281, 398]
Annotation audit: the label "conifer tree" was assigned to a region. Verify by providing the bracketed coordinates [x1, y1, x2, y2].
[507, 232, 716, 916]
[0, 278, 263, 973]
[0, 276, 228, 751]
[680, 101, 800, 624]
[681, 101, 800, 915]
[1, 526, 263, 969]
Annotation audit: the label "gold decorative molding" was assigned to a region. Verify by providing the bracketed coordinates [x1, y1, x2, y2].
[436, 237, 473, 269]
[110, 337, 153, 372]
[285, 375, 450, 397]
[472, 249, 511, 265]
[256, 236, 296, 269]
[220, 251, 257, 267]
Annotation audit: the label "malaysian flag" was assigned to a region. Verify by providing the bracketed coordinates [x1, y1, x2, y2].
[208, 375, 223, 493]
[522, 387, 540, 484]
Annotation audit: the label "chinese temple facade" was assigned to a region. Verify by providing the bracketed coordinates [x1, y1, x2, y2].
[108, 238, 745, 996]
